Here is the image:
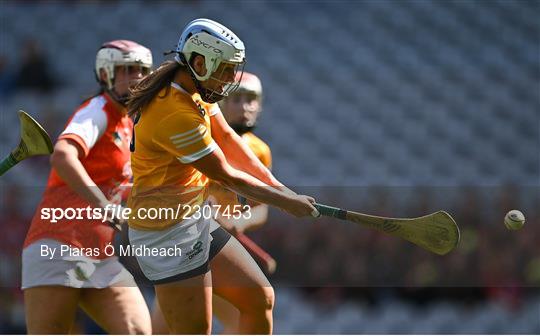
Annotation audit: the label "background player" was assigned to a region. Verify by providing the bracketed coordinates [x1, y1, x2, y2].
[212, 71, 271, 234]
[22, 40, 153, 334]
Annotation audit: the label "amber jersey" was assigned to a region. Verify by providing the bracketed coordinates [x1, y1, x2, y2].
[24, 94, 133, 259]
[128, 83, 220, 230]
[209, 132, 272, 209]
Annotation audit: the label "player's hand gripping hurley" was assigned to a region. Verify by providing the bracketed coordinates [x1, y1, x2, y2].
[313, 203, 460, 255]
[0, 110, 53, 176]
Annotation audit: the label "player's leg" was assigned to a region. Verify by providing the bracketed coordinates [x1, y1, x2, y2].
[79, 286, 151, 334]
[210, 233, 275, 334]
[151, 295, 233, 334]
[150, 225, 240, 335]
[153, 274, 242, 335]
[154, 272, 213, 334]
[22, 240, 82, 333]
[130, 215, 214, 334]
[24, 286, 81, 334]
[212, 294, 240, 334]
[150, 299, 168, 334]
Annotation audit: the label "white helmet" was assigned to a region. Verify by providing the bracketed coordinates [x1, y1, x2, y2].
[175, 18, 246, 103]
[95, 40, 153, 90]
[236, 71, 262, 97]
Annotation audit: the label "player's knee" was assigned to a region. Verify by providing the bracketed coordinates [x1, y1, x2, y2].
[244, 287, 274, 334]
[118, 319, 152, 335]
[247, 286, 274, 313]
[263, 286, 275, 311]
[128, 324, 151, 335]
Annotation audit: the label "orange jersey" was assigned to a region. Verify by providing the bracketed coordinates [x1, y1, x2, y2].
[241, 132, 272, 169]
[209, 132, 272, 208]
[24, 94, 133, 259]
[128, 83, 219, 230]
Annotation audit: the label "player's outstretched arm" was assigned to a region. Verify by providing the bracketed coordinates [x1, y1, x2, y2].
[191, 145, 317, 218]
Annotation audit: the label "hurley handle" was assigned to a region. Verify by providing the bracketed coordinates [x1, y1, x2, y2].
[0, 154, 19, 176]
[313, 203, 347, 220]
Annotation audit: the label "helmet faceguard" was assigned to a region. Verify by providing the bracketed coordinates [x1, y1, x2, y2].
[95, 40, 153, 104]
[175, 18, 246, 104]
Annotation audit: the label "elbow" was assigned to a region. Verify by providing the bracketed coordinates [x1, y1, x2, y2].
[49, 147, 74, 170]
[49, 149, 64, 168]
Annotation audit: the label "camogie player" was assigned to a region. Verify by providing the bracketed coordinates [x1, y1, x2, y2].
[22, 40, 153, 334]
[127, 18, 318, 334]
[212, 72, 271, 234]
[151, 71, 272, 333]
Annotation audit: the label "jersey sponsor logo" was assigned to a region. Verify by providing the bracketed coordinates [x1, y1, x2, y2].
[113, 131, 122, 147]
[187, 241, 204, 260]
[113, 126, 132, 150]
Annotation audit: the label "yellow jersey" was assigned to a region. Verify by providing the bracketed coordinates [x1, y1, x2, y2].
[209, 132, 272, 208]
[128, 83, 219, 230]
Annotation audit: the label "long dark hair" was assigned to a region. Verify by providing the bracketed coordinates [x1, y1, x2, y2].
[127, 60, 181, 117]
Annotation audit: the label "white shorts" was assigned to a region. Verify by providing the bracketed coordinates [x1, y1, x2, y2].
[128, 216, 220, 284]
[21, 239, 135, 290]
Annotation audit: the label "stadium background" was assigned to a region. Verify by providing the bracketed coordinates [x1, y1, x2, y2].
[0, 0, 538, 333]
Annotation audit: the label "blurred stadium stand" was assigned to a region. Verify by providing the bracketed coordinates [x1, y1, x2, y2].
[1, 0, 537, 187]
[0, 0, 538, 333]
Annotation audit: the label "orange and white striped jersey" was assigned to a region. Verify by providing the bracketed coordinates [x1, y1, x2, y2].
[209, 132, 272, 208]
[128, 83, 219, 230]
